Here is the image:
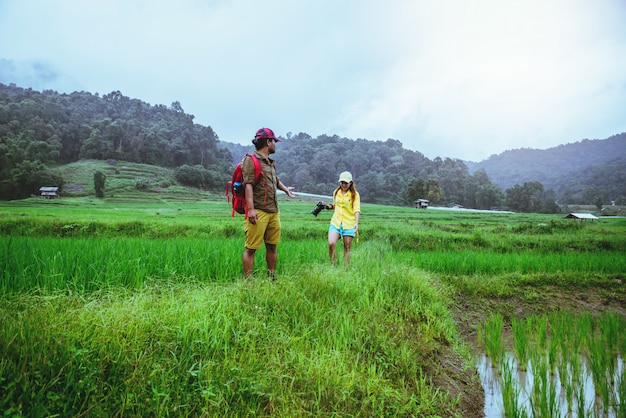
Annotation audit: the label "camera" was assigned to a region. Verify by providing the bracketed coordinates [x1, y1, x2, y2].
[310, 201, 327, 217]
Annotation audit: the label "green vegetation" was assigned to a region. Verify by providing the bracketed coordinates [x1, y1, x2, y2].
[4, 83, 624, 208]
[1, 193, 625, 416]
[46, 159, 217, 202]
[0, 85, 232, 200]
[479, 311, 626, 417]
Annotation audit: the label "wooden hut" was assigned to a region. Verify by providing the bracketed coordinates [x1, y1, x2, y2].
[39, 186, 59, 199]
[564, 213, 598, 223]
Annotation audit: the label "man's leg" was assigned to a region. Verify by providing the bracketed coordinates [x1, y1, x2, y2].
[243, 248, 256, 277]
[263, 212, 282, 279]
[243, 211, 268, 277]
[265, 243, 277, 278]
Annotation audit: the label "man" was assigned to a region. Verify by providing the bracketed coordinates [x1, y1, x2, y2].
[242, 127, 294, 279]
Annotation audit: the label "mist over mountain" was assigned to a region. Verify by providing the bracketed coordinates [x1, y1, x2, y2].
[465, 133, 626, 203]
[0, 59, 81, 94]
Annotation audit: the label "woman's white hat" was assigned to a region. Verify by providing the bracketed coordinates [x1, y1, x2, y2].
[338, 171, 353, 183]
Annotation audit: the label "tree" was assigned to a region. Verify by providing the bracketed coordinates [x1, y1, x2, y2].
[94, 171, 106, 198]
[523, 181, 544, 212]
[540, 189, 561, 214]
[505, 181, 544, 212]
[426, 179, 442, 202]
[595, 197, 603, 211]
[9, 160, 48, 199]
[582, 186, 603, 206]
[406, 178, 426, 204]
[505, 184, 525, 212]
[437, 158, 470, 205]
[80, 128, 106, 160]
[174, 165, 210, 189]
[475, 184, 503, 209]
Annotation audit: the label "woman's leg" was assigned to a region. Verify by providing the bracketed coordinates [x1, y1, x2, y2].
[343, 236, 353, 265]
[328, 231, 341, 265]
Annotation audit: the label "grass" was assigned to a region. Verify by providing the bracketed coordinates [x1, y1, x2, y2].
[50, 160, 183, 199]
[1, 181, 625, 416]
[1, 257, 460, 416]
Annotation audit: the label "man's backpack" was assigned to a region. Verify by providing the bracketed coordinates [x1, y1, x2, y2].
[226, 154, 263, 217]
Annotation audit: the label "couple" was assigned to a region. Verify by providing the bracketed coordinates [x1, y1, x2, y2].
[240, 127, 361, 279]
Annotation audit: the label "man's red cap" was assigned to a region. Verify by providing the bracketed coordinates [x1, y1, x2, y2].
[254, 127, 282, 142]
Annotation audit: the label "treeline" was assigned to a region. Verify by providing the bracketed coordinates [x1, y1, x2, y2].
[0, 83, 232, 199]
[225, 133, 560, 212]
[0, 82, 578, 212]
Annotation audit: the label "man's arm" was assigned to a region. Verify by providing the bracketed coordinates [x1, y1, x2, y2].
[278, 181, 294, 198]
[245, 183, 257, 224]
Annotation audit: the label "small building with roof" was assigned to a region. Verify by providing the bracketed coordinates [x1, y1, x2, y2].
[413, 199, 429, 209]
[564, 213, 598, 222]
[39, 186, 59, 199]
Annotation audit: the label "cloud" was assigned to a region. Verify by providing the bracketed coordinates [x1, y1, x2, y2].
[0, 59, 83, 92]
[1, 0, 625, 161]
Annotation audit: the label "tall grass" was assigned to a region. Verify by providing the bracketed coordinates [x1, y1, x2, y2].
[483, 313, 504, 367]
[500, 356, 527, 418]
[398, 249, 625, 275]
[4, 228, 624, 294]
[512, 317, 529, 371]
[0, 256, 463, 416]
[1, 236, 245, 292]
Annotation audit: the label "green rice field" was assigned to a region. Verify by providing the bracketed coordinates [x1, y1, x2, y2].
[1, 195, 625, 417]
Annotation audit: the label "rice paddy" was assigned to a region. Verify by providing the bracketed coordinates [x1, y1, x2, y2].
[478, 311, 625, 417]
[1, 196, 625, 416]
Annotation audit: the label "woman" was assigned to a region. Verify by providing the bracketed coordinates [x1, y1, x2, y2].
[326, 171, 361, 266]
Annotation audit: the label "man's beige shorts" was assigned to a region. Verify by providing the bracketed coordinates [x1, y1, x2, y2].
[244, 210, 281, 250]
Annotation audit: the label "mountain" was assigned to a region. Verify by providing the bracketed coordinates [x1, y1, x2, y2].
[465, 133, 626, 202]
[2, 81, 624, 206]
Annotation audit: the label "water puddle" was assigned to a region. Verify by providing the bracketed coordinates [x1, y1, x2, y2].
[476, 352, 624, 417]
[472, 311, 625, 417]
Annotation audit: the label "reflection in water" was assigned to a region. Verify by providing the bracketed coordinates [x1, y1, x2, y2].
[476, 353, 624, 418]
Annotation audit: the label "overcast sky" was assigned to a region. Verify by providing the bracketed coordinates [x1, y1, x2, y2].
[1, 0, 625, 161]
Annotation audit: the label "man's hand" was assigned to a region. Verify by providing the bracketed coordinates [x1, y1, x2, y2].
[283, 185, 295, 198]
[247, 209, 257, 224]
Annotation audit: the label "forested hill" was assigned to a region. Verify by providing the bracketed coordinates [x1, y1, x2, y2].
[466, 133, 626, 202]
[1, 82, 624, 208]
[221, 132, 626, 207]
[222, 134, 437, 203]
[0, 82, 233, 199]
[0, 82, 496, 207]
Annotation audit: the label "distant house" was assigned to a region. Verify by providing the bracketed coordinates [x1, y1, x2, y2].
[564, 213, 598, 222]
[39, 186, 59, 199]
[414, 199, 429, 209]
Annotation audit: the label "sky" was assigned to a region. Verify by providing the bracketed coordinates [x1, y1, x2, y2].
[1, 0, 625, 162]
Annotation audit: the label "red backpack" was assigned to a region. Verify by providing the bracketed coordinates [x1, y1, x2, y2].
[226, 154, 265, 217]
